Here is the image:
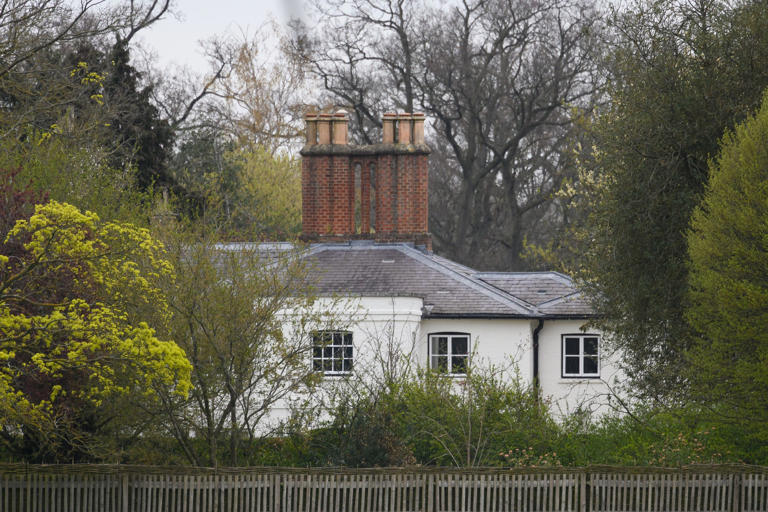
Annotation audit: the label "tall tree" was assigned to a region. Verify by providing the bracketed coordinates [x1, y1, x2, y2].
[201, 23, 308, 154]
[297, 0, 603, 269]
[0, 0, 173, 141]
[101, 40, 175, 190]
[157, 231, 347, 466]
[580, 0, 768, 399]
[0, 177, 190, 461]
[686, 90, 768, 434]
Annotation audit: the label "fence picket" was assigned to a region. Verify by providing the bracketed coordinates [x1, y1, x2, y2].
[1, 464, 768, 512]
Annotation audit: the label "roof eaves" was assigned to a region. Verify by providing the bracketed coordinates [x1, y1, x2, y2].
[423, 312, 533, 319]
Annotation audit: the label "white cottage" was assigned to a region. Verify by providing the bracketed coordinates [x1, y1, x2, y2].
[269, 111, 621, 420]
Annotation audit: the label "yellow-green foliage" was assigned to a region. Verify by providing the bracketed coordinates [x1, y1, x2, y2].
[686, 90, 768, 432]
[196, 146, 301, 239]
[229, 147, 301, 238]
[0, 136, 153, 225]
[0, 201, 191, 437]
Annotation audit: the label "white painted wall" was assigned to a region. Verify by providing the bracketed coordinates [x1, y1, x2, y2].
[267, 296, 424, 426]
[417, 318, 534, 381]
[269, 298, 624, 428]
[537, 319, 624, 417]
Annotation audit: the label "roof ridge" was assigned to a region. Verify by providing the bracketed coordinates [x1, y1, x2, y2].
[394, 245, 540, 316]
[475, 270, 574, 283]
[537, 291, 582, 308]
[477, 279, 541, 309]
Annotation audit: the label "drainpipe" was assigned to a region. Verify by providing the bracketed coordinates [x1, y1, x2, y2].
[532, 319, 544, 402]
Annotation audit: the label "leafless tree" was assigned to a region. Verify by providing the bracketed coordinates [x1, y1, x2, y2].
[297, 0, 605, 269]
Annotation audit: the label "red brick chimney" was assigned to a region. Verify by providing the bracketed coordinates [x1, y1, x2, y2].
[300, 111, 431, 249]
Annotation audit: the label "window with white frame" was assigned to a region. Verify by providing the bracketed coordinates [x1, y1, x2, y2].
[562, 334, 600, 378]
[312, 331, 353, 375]
[428, 333, 470, 375]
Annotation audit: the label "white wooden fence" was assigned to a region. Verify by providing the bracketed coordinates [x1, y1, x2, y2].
[0, 464, 766, 511]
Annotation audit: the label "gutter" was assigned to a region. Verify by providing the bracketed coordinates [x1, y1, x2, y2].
[532, 319, 544, 402]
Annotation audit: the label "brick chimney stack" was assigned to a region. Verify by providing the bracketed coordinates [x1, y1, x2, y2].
[300, 110, 431, 249]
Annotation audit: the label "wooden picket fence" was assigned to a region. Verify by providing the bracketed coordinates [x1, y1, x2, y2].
[0, 464, 766, 511]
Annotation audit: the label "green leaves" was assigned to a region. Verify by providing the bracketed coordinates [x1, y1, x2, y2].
[0, 198, 191, 461]
[580, 0, 768, 398]
[686, 90, 768, 433]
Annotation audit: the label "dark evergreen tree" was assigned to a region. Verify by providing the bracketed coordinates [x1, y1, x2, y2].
[102, 40, 175, 190]
[581, 0, 768, 399]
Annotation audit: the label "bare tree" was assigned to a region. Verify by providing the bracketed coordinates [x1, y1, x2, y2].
[298, 0, 604, 269]
[156, 234, 351, 467]
[163, 22, 309, 154]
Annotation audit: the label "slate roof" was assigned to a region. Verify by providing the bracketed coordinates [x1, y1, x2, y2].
[300, 242, 594, 319]
[474, 272, 575, 306]
[215, 241, 593, 318]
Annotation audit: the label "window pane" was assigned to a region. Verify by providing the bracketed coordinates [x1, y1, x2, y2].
[452, 356, 467, 374]
[452, 337, 468, 355]
[431, 355, 448, 372]
[343, 332, 353, 345]
[431, 337, 448, 355]
[564, 356, 580, 374]
[321, 332, 332, 343]
[323, 359, 332, 371]
[333, 332, 342, 344]
[313, 359, 321, 371]
[344, 347, 353, 358]
[343, 359, 353, 372]
[584, 356, 598, 374]
[323, 347, 332, 358]
[564, 338, 580, 355]
[584, 337, 599, 355]
[313, 347, 321, 358]
[333, 347, 341, 359]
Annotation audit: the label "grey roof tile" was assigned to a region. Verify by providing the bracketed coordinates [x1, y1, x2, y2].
[304, 243, 536, 317]
[217, 241, 595, 318]
[475, 272, 575, 306]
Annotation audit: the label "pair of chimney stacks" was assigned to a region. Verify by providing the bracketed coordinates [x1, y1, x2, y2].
[304, 112, 426, 146]
[300, 110, 431, 249]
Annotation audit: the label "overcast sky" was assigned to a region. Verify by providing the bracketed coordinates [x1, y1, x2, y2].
[137, 0, 309, 74]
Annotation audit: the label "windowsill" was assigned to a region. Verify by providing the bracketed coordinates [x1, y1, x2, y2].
[321, 373, 352, 379]
[558, 377, 601, 384]
[429, 371, 468, 379]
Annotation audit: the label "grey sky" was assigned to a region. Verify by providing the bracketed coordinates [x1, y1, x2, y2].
[137, 0, 309, 73]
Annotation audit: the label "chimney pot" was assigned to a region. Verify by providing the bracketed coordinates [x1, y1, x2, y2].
[304, 114, 318, 145]
[382, 112, 397, 144]
[317, 113, 332, 144]
[397, 113, 413, 144]
[331, 112, 348, 144]
[412, 113, 425, 144]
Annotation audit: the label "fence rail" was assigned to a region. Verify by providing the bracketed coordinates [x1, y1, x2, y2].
[0, 464, 766, 511]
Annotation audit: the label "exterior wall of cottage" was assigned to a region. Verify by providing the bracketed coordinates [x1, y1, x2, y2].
[265, 296, 425, 429]
[417, 318, 534, 382]
[267, 298, 622, 430]
[537, 319, 624, 417]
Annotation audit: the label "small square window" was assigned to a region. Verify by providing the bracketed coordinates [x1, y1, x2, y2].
[428, 333, 470, 375]
[312, 331, 353, 376]
[562, 335, 600, 378]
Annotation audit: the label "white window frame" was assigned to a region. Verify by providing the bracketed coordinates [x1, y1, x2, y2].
[312, 331, 353, 376]
[428, 333, 470, 376]
[561, 334, 600, 378]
